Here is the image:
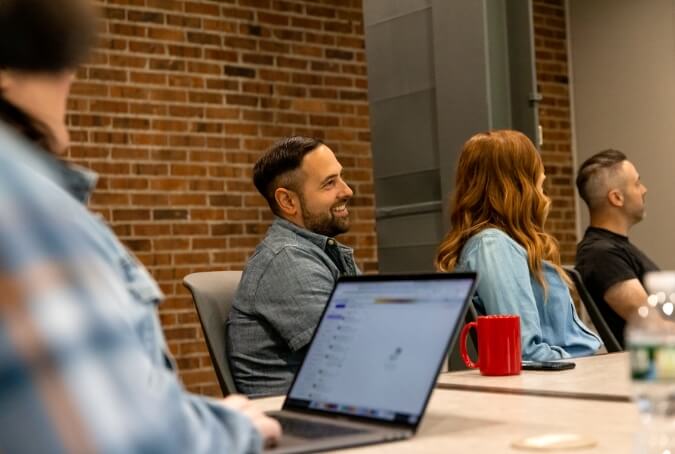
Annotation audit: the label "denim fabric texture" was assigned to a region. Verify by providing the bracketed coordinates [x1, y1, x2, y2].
[457, 228, 602, 361]
[0, 125, 261, 454]
[228, 217, 358, 396]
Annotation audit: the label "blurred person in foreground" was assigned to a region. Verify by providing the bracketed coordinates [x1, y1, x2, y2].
[435, 130, 602, 361]
[0, 0, 280, 452]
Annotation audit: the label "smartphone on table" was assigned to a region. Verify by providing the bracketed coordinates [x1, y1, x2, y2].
[521, 360, 576, 371]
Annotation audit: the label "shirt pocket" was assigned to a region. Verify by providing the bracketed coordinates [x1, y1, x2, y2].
[117, 249, 168, 365]
[118, 251, 163, 305]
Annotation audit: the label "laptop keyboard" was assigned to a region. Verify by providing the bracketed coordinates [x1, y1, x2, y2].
[273, 414, 369, 440]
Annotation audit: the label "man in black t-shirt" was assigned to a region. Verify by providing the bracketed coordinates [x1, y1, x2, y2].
[575, 149, 658, 347]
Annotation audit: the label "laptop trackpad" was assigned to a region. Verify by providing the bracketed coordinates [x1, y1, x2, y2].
[264, 411, 409, 453]
[273, 413, 369, 440]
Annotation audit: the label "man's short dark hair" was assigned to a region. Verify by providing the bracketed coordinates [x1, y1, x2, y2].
[576, 149, 627, 208]
[253, 136, 323, 215]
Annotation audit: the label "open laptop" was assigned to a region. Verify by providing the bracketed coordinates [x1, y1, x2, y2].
[265, 272, 478, 453]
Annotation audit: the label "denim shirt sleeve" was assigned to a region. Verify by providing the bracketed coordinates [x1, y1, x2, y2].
[461, 232, 569, 361]
[255, 246, 336, 351]
[0, 127, 263, 454]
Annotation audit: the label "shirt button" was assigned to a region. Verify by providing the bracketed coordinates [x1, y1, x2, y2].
[327, 239, 335, 246]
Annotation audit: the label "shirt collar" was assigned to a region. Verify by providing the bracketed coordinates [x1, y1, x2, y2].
[57, 162, 98, 204]
[0, 123, 98, 204]
[586, 226, 629, 242]
[26, 139, 98, 204]
[272, 216, 335, 250]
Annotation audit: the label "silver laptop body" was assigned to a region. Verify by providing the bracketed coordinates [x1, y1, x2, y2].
[265, 272, 478, 454]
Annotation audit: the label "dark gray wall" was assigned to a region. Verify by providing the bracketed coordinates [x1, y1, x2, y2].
[364, 0, 539, 272]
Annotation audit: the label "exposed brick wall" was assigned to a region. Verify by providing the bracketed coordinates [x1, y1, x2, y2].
[66, 0, 376, 396]
[533, 0, 577, 264]
[65, 0, 577, 396]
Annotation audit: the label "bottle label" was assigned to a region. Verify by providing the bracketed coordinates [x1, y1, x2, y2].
[630, 345, 675, 381]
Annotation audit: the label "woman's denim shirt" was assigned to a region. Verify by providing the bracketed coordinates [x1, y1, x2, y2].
[457, 228, 602, 361]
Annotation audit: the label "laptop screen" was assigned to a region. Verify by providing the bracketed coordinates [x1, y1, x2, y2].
[285, 274, 476, 426]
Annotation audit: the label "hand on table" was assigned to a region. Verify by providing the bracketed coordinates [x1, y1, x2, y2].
[222, 394, 282, 448]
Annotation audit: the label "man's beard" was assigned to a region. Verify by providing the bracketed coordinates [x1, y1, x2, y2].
[300, 195, 351, 237]
[631, 207, 646, 223]
[627, 197, 646, 224]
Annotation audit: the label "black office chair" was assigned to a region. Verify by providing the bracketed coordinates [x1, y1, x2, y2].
[563, 265, 622, 353]
[183, 270, 242, 395]
[447, 302, 479, 371]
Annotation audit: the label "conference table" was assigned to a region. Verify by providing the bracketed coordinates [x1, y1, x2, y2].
[437, 352, 632, 402]
[255, 353, 642, 453]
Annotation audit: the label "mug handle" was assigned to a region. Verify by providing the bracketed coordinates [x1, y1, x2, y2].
[459, 322, 479, 369]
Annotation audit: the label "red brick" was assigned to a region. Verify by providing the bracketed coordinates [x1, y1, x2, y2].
[211, 223, 244, 236]
[131, 193, 170, 205]
[149, 58, 186, 72]
[307, 5, 335, 18]
[169, 194, 207, 205]
[173, 223, 209, 235]
[221, 7, 254, 21]
[149, 178, 189, 191]
[258, 11, 289, 26]
[192, 238, 228, 249]
[128, 10, 165, 24]
[242, 53, 274, 66]
[125, 239, 153, 252]
[241, 110, 274, 122]
[109, 178, 149, 190]
[174, 252, 210, 265]
[189, 208, 226, 221]
[154, 238, 190, 250]
[129, 40, 165, 54]
[168, 44, 202, 58]
[185, 1, 220, 16]
[146, 0, 183, 11]
[113, 209, 151, 221]
[90, 192, 130, 205]
[70, 82, 109, 97]
[134, 223, 172, 236]
[89, 68, 128, 82]
[203, 18, 237, 33]
[259, 39, 289, 53]
[130, 71, 167, 85]
[291, 16, 321, 30]
[109, 22, 147, 37]
[171, 164, 208, 176]
[168, 75, 205, 88]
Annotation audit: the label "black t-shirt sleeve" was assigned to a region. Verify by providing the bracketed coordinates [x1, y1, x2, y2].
[584, 245, 639, 296]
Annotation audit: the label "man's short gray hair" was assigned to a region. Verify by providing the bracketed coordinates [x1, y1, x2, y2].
[576, 149, 627, 209]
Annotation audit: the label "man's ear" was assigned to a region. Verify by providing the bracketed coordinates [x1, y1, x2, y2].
[607, 188, 624, 207]
[274, 187, 299, 216]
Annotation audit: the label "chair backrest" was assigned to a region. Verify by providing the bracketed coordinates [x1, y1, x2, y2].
[183, 270, 242, 395]
[563, 265, 622, 353]
[447, 302, 479, 371]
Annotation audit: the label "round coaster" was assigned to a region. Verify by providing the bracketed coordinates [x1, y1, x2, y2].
[512, 433, 597, 451]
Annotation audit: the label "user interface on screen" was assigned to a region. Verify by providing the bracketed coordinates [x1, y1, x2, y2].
[287, 277, 474, 425]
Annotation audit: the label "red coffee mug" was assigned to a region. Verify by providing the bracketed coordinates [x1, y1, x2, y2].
[459, 314, 522, 376]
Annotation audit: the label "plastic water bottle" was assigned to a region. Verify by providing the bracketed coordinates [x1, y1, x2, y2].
[627, 271, 675, 453]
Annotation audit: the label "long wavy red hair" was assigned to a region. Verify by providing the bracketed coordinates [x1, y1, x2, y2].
[435, 130, 570, 289]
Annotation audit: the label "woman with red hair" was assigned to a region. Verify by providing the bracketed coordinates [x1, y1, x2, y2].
[436, 130, 602, 361]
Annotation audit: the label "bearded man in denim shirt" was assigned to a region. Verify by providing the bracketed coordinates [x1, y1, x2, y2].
[228, 137, 359, 396]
